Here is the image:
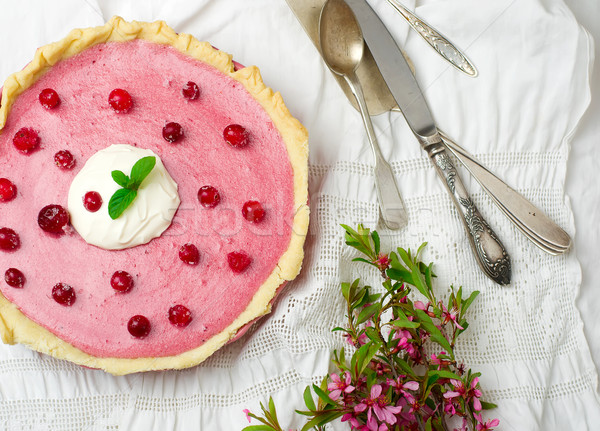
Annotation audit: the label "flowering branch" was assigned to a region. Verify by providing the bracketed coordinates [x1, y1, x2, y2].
[242, 224, 499, 431]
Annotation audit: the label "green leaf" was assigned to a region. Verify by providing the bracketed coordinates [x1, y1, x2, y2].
[128, 156, 156, 190]
[462, 290, 480, 314]
[480, 400, 498, 410]
[391, 319, 421, 329]
[424, 417, 433, 431]
[268, 397, 279, 425]
[303, 386, 316, 411]
[241, 426, 277, 431]
[429, 369, 461, 380]
[108, 188, 137, 220]
[371, 230, 380, 255]
[300, 411, 344, 431]
[386, 267, 412, 284]
[357, 303, 380, 325]
[358, 342, 382, 375]
[398, 247, 413, 267]
[111, 170, 129, 188]
[352, 257, 373, 265]
[414, 309, 453, 355]
[311, 384, 337, 407]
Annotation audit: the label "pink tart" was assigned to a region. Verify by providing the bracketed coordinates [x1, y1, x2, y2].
[0, 17, 309, 375]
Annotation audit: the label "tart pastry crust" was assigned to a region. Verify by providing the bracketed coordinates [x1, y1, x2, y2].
[0, 16, 309, 375]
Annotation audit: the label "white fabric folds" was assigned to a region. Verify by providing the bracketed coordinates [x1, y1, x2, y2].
[0, 0, 597, 430]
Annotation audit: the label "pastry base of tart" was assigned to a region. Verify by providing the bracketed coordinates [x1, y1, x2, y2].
[0, 17, 308, 375]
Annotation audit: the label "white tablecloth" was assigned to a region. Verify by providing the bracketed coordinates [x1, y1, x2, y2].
[0, 0, 598, 430]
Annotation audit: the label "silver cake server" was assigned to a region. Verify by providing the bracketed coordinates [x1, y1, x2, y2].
[344, 0, 511, 285]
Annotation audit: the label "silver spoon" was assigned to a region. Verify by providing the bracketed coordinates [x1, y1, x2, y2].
[319, 0, 408, 230]
[386, 0, 478, 77]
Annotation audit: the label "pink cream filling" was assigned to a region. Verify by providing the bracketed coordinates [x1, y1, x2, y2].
[0, 40, 295, 358]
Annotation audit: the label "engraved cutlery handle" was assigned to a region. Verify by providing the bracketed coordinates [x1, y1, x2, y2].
[386, 0, 478, 77]
[344, 73, 408, 230]
[425, 138, 511, 284]
[439, 132, 571, 254]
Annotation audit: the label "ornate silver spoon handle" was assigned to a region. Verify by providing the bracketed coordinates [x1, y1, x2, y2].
[439, 131, 571, 254]
[424, 138, 511, 285]
[386, 0, 478, 77]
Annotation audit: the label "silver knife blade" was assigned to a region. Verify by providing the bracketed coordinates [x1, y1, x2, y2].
[345, 0, 511, 285]
[345, 0, 437, 140]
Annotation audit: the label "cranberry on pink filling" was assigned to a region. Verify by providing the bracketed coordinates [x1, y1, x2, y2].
[168, 305, 192, 327]
[111, 271, 134, 293]
[54, 150, 76, 170]
[198, 185, 220, 208]
[181, 81, 200, 100]
[128, 315, 151, 338]
[108, 88, 133, 113]
[52, 283, 76, 306]
[13, 128, 40, 154]
[0, 228, 20, 251]
[38, 204, 69, 234]
[223, 124, 249, 148]
[179, 243, 200, 265]
[162, 122, 184, 143]
[5, 268, 25, 288]
[83, 191, 103, 212]
[39, 88, 60, 109]
[0, 178, 17, 202]
[227, 251, 252, 273]
[242, 200, 266, 223]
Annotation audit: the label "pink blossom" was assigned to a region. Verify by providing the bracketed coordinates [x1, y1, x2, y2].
[387, 376, 419, 403]
[327, 371, 355, 400]
[441, 303, 464, 330]
[443, 379, 466, 400]
[354, 384, 402, 430]
[469, 377, 483, 411]
[414, 300, 428, 310]
[344, 330, 368, 347]
[376, 254, 391, 271]
[243, 409, 251, 423]
[474, 413, 500, 431]
[430, 351, 450, 369]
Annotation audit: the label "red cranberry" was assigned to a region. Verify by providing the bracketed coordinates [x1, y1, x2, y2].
[111, 271, 134, 293]
[0, 228, 20, 251]
[168, 305, 192, 327]
[52, 283, 76, 306]
[128, 315, 151, 338]
[162, 122, 184, 143]
[242, 200, 266, 223]
[83, 191, 103, 212]
[108, 88, 133, 113]
[182, 81, 200, 100]
[179, 243, 200, 265]
[0, 178, 17, 202]
[54, 150, 76, 170]
[39, 88, 60, 109]
[38, 204, 69, 234]
[223, 124, 249, 148]
[5, 268, 25, 288]
[13, 128, 40, 154]
[198, 185, 221, 208]
[227, 251, 252, 273]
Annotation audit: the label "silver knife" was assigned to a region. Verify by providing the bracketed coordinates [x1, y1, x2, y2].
[345, 0, 511, 285]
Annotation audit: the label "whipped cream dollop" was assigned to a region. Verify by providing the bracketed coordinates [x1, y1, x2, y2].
[68, 144, 180, 250]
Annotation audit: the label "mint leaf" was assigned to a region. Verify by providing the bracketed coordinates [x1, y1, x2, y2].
[111, 170, 129, 188]
[128, 156, 156, 190]
[108, 188, 137, 220]
[109, 156, 156, 220]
